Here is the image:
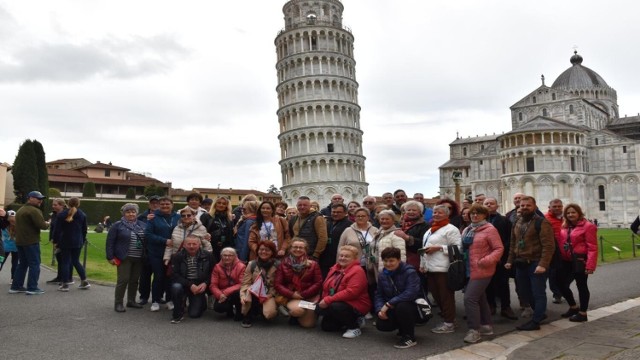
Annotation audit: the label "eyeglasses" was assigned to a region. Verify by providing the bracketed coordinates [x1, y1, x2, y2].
[291, 246, 305, 250]
[355, 215, 368, 218]
[181, 214, 193, 218]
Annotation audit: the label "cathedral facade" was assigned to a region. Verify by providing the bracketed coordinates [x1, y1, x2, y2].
[440, 52, 640, 227]
[274, 0, 368, 205]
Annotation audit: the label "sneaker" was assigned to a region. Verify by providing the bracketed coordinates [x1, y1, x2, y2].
[78, 280, 91, 289]
[241, 317, 252, 328]
[9, 287, 27, 294]
[516, 320, 540, 331]
[58, 284, 70, 292]
[278, 305, 290, 317]
[464, 329, 481, 343]
[479, 325, 494, 336]
[431, 322, 455, 334]
[552, 295, 563, 304]
[26, 288, 45, 295]
[357, 316, 366, 329]
[166, 301, 174, 311]
[150, 302, 160, 312]
[342, 328, 362, 339]
[521, 307, 533, 318]
[394, 335, 417, 349]
[364, 312, 374, 320]
[46, 277, 61, 284]
[170, 316, 184, 324]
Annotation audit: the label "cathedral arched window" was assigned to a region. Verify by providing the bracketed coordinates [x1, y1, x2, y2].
[569, 105, 574, 114]
[552, 93, 556, 100]
[532, 96, 537, 104]
[463, 147, 467, 156]
[518, 112, 523, 121]
[598, 185, 606, 211]
[542, 108, 548, 117]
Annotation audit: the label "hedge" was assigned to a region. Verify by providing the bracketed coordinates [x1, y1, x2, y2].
[40, 199, 188, 223]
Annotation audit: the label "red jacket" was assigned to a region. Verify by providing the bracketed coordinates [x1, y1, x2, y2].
[210, 259, 246, 299]
[558, 219, 598, 271]
[321, 261, 371, 315]
[545, 212, 563, 241]
[465, 223, 504, 280]
[274, 257, 323, 300]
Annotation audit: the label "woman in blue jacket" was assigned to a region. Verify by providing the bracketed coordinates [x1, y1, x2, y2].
[53, 197, 90, 292]
[106, 203, 146, 312]
[375, 247, 421, 349]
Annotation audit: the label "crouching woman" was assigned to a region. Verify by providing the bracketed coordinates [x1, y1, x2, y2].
[240, 240, 278, 327]
[318, 245, 371, 339]
[210, 247, 246, 320]
[375, 247, 421, 349]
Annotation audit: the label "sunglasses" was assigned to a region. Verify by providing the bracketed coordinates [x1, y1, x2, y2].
[181, 214, 193, 218]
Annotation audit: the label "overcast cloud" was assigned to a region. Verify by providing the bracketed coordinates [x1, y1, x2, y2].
[1, 0, 639, 199]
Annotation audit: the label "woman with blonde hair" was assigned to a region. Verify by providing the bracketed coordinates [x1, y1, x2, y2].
[201, 196, 234, 262]
[53, 197, 90, 291]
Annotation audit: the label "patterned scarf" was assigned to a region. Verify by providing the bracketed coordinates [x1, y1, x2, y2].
[401, 213, 422, 232]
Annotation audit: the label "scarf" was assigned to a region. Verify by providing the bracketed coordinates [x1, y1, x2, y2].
[461, 220, 488, 277]
[257, 258, 275, 272]
[429, 218, 450, 234]
[401, 213, 422, 232]
[288, 254, 308, 273]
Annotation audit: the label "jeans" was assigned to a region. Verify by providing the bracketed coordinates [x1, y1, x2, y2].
[465, 277, 493, 329]
[375, 301, 416, 338]
[556, 260, 590, 312]
[171, 282, 206, 319]
[515, 260, 548, 323]
[1, 251, 19, 279]
[60, 247, 87, 282]
[147, 255, 168, 303]
[12, 244, 41, 291]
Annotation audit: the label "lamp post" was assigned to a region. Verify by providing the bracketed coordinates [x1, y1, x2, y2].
[452, 169, 462, 205]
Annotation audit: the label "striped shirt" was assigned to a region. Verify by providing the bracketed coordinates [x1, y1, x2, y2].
[186, 255, 198, 280]
[128, 231, 144, 258]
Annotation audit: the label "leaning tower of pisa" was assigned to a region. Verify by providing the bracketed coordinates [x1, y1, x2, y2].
[274, 0, 368, 205]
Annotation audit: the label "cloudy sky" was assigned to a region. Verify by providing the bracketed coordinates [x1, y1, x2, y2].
[2, 0, 639, 198]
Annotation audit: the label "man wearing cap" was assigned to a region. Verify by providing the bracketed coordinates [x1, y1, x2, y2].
[10, 191, 50, 295]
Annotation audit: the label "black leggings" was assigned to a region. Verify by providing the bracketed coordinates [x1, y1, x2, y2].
[556, 260, 590, 312]
[375, 301, 416, 338]
[320, 301, 360, 331]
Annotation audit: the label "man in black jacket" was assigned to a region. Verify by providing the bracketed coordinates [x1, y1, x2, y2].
[170, 235, 214, 323]
[319, 204, 352, 278]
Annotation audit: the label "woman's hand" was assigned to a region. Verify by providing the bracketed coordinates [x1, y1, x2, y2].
[277, 250, 285, 257]
[292, 291, 303, 300]
[164, 259, 170, 266]
[378, 310, 388, 320]
[424, 246, 443, 254]
[166, 239, 172, 246]
[318, 299, 328, 309]
[108, 259, 117, 265]
[204, 233, 211, 241]
[393, 230, 408, 240]
[586, 269, 595, 275]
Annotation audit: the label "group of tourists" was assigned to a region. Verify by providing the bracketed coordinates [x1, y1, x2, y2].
[0, 189, 601, 349]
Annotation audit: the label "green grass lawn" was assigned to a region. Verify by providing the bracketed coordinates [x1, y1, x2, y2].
[39, 227, 639, 283]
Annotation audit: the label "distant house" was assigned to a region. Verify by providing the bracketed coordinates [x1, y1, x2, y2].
[170, 188, 282, 208]
[47, 159, 170, 199]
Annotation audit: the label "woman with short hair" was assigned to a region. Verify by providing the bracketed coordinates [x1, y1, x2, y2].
[375, 247, 421, 349]
[210, 247, 246, 320]
[106, 203, 146, 312]
[420, 204, 462, 334]
[319, 245, 371, 338]
[274, 238, 323, 327]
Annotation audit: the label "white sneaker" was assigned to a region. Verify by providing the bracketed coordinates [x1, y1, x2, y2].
[150, 302, 160, 312]
[431, 322, 456, 334]
[342, 328, 362, 339]
[166, 301, 174, 310]
[479, 325, 494, 335]
[364, 312, 373, 320]
[521, 307, 533, 318]
[464, 329, 481, 343]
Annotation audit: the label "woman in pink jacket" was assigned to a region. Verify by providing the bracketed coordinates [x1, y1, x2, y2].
[556, 203, 597, 322]
[210, 247, 246, 321]
[461, 204, 504, 343]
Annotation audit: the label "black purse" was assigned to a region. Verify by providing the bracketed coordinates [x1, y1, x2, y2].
[447, 245, 466, 291]
[565, 228, 587, 274]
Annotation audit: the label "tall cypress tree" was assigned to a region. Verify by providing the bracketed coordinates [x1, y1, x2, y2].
[12, 139, 38, 203]
[32, 140, 49, 209]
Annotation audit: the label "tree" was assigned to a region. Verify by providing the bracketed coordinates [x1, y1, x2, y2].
[126, 187, 136, 199]
[32, 140, 48, 196]
[266, 184, 281, 194]
[144, 184, 165, 198]
[12, 140, 38, 203]
[83, 182, 97, 198]
[49, 188, 62, 198]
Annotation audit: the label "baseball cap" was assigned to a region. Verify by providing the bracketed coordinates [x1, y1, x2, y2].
[27, 191, 46, 200]
[149, 195, 161, 202]
[201, 198, 213, 205]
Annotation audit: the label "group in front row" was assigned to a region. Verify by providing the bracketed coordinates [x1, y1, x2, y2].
[102, 191, 598, 348]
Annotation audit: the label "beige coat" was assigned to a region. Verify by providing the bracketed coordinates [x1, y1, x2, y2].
[164, 221, 211, 261]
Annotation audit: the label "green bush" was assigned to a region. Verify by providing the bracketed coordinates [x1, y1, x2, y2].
[82, 182, 97, 198]
[43, 199, 187, 223]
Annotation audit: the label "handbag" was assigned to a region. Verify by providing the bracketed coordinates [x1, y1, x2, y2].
[388, 276, 433, 323]
[565, 228, 587, 274]
[446, 245, 466, 291]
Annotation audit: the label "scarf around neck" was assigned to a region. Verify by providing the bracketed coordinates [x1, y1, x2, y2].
[429, 218, 450, 234]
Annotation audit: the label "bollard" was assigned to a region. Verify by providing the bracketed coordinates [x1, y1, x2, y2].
[599, 236, 605, 262]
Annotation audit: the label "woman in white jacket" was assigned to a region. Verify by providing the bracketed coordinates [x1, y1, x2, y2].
[164, 207, 211, 265]
[420, 204, 462, 334]
[368, 210, 406, 282]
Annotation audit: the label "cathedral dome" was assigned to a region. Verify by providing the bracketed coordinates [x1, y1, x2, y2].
[551, 51, 609, 90]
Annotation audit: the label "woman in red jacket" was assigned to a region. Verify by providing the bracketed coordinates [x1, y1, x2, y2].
[210, 247, 246, 321]
[461, 204, 504, 343]
[274, 238, 323, 328]
[318, 245, 371, 339]
[556, 203, 597, 322]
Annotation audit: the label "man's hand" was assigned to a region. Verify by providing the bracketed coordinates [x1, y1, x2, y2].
[534, 266, 546, 274]
[504, 263, 512, 270]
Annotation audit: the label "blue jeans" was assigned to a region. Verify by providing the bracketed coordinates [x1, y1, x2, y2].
[60, 247, 87, 282]
[148, 255, 168, 303]
[12, 244, 41, 291]
[515, 260, 548, 323]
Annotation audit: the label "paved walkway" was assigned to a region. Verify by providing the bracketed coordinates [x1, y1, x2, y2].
[424, 297, 640, 360]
